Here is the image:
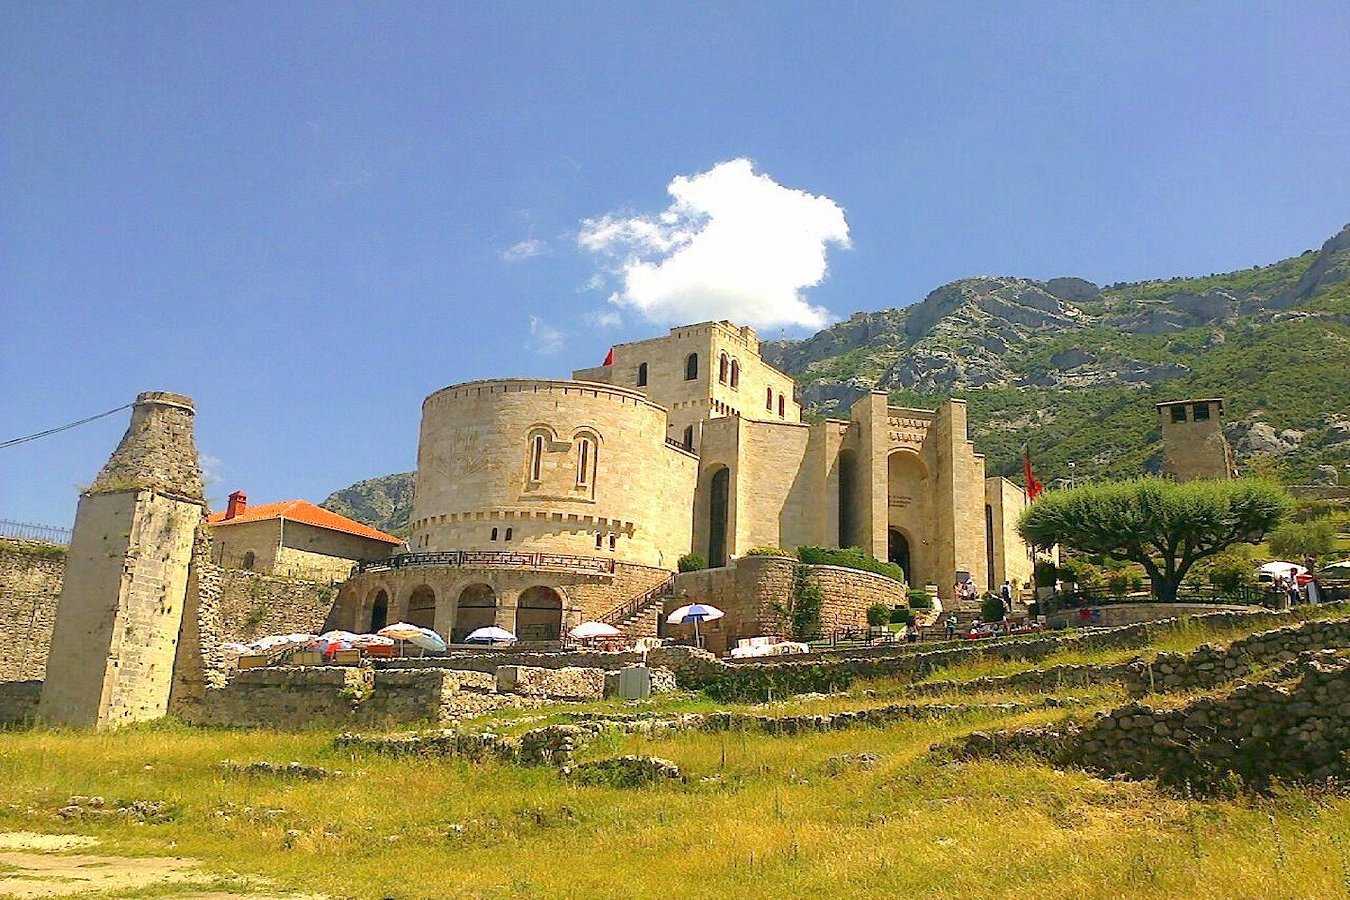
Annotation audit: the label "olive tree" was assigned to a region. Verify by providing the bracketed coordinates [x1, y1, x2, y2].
[1018, 478, 1291, 603]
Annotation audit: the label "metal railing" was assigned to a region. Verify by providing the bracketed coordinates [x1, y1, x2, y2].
[353, 549, 616, 576]
[1046, 584, 1271, 611]
[0, 519, 72, 545]
[599, 573, 675, 626]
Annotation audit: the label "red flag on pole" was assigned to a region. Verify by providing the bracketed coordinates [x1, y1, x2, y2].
[1024, 446, 1043, 501]
[602, 347, 614, 366]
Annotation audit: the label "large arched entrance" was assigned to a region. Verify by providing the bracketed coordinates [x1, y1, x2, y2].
[515, 586, 563, 642]
[708, 466, 730, 567]
[888, 528, 911, 584]
[406, 585, 436, 630]
[837, 449, 858, 548]
[368, 589, 390, 632]
[452, 583, 496, 642]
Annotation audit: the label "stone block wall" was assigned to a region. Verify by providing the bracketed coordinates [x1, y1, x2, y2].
[216, 569, 338, 641]
[0, 540, 64, 681]
[496, 665, 607, 700]
[671, 555, 908, 655]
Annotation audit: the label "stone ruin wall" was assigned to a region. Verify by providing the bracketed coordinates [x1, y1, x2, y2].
[0, 540, 65, 682]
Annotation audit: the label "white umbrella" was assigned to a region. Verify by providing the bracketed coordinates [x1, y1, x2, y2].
[665, 603, 724, 648]
[409, 627, 447, 652]
[377, 622, 424, 640]
[1259, 561, 1307, 576]
[352, 634, 395, 648]
[569, 621, 623, 640]
[464, 626, 517, 644]
[1320, 560, 1350, 571]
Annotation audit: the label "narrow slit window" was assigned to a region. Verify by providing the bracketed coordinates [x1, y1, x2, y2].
[596, 533, 603, 549]
[766, 387, 773, 410]
[778, 395, 786, 418]
[730, 360, 740, 389]
[576, 437, 593, 486]
[685, 353, 699, 380]
[636, 362, 648, 387]
[530, 433, 545, 481]
[504, 527, 513, 541]
[490, 527, 498, 541]
[683, 425, 694, 449]
[718, 353, 729, 384]
[608, 534, 617, 551]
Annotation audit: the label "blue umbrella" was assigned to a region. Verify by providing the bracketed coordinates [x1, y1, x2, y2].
[666, 603, 724, 648]
[410, 627, 447, 652]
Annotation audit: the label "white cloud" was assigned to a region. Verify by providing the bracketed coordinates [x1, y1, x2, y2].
[587, 309, 623, 329]
[501, 238, 547, 262]
[578, 158, 849, 330]
[527, 315, 564, 354]
[577, 273, 606, 293]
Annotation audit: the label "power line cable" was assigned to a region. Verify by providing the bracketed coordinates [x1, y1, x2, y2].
[0, 404, 133, 450]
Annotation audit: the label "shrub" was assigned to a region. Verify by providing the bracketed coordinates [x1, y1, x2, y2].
[866, 603, 891, 626]
[677, 553, 706, 573]
[907, 589, 933, 609]
[1033, 559, 1059, 588]
[795, 545, 906, 583]
[980, 592, 1006, 622]
[745, 546, 792, 557]
[889, 606, 915, 625]
[1267, 518, 1337, 562]
[1106, 570, 1131, 598]
[772, 565, 824, 642]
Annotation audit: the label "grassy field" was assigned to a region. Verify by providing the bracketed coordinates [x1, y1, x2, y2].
[3, 608, 1350, 899]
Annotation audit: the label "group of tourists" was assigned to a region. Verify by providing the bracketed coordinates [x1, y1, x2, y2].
[1271, 565, 1323, 607]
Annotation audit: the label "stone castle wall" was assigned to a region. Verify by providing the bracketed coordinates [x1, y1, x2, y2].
[0, 541, 65, 681]
[412, 379, 698, 568]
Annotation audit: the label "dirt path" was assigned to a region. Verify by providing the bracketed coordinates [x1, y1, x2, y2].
[0, 833, 313, 899]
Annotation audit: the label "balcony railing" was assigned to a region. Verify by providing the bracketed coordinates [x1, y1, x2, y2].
[353, 549, 616, 576]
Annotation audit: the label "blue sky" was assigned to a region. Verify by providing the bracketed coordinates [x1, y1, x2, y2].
[3, 2, 1348, 526]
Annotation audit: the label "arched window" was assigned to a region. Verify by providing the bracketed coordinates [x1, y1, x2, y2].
[685, 352, 699, 381]
[576, 436, 594, 487]
[730, 360, 740, 389]
[529, 433, 546, 482]
[766, 387, 774, 411]
[490, 527, 499, 541]
[504, 527, 513, 541]
[718, 353, 729, 384]
[683, 424, 694, 449]
[636, 362, 648, 387]
[608, 534, 617, 551]
[241, 550, 256, 571]
[595, 533, 603, 549]
[778, 395, 786, 418]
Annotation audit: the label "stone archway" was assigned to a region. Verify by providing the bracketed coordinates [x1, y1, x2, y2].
[368, 588, 390, 632]
[888, 528, 912, 585]
[406, 585, 436, 630]
[452, 583, 496, 642]
[515, 585, 564, 642]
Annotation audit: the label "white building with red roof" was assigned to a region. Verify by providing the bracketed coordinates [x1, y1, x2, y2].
[206, 490, 402, 581]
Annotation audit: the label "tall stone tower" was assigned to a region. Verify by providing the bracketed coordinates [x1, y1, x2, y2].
[39, 392, 206, 728]
[1156, 398, 1238, 482]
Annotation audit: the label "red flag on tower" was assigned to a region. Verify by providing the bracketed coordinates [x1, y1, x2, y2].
[1023, 446, 1043, 501]
[602, 347, 614, 366]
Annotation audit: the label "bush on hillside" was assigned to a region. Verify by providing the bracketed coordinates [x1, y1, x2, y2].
[907, 589, 933, 609]
[795, 545, 906, 583]
[889, 606, 915, 625]
[745, 546, 792, 557]
[1267, 518, 1337, 562]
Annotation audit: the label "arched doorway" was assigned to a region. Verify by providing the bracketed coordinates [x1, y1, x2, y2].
[453, 583, 495, 642]
[515, 586, 563, 642]
[708, 466, 730, 567]
[888, 529, 911, 585]
[368, 589, 390, 632]
[837, 449, 857, 548]
[406, 585, 436, 630]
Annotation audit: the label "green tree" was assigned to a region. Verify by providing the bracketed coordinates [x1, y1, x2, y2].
[773, 565, 824, 641]
[1266, 518, 1337, 562]
[1018, 478, 1291, 604]
[866, 603, 891, 626]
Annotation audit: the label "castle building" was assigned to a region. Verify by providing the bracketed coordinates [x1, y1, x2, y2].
[1156, 398, 1238, 482]
[337, 320, 1034, 644]
[207, 490, 402, 581]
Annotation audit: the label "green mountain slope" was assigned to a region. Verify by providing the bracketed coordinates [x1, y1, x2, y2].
[321, 472, 415, 538]
[762, 224, 1350, 486]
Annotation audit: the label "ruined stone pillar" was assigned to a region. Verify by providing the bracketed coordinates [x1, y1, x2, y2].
[39, 392, 206, 728]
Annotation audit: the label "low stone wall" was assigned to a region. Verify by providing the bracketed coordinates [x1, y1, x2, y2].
[679, 606, 1346, 702]
[672, 556, 908, 655]
[496, 665, 607, 701]
[380, 648, 652, 674]
[939, 651, 1350, 793]
[0, 680, 42, 726]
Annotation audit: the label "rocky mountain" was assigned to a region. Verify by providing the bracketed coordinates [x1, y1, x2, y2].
[325, 225, 1350, 533]
[321, 472, 415, 538]
[762, 223, 1350, 485]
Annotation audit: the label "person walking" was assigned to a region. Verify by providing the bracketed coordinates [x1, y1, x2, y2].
[945, 613, 957, 640]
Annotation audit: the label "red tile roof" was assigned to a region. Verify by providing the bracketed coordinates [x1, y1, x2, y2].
[207, 500, 404, 544]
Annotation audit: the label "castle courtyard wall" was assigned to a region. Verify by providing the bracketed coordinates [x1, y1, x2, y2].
[0, 541, 64, 682]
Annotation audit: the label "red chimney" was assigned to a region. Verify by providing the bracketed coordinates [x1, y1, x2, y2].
[225, 490, 247, 520]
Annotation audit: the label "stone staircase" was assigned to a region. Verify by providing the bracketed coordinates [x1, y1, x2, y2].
[601, 574, 677, 640]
